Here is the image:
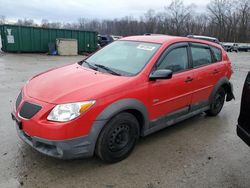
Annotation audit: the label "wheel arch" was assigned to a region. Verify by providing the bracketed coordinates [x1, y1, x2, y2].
[209, 77, 234, 103]
[96, 98, 150, 136]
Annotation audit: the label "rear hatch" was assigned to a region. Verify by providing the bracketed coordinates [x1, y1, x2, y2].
[237, 72, 250, 146]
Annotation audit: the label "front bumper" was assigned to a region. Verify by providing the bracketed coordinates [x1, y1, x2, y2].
[237, 124, 250, 147]
[12, 112, 105, 159]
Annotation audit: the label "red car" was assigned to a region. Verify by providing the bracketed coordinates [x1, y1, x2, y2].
[12, 35, 234, 163]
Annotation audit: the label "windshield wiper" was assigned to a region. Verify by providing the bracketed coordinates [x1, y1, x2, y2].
[94, 64, 121, 76]
[80, 60, 98, 71]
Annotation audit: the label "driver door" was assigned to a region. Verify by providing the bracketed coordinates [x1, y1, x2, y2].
[148, 42, 194, 121]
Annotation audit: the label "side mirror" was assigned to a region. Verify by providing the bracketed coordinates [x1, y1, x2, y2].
[149, 69, 173, 81]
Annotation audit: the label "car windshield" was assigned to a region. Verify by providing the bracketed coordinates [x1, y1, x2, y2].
[84, 41, 161, 76]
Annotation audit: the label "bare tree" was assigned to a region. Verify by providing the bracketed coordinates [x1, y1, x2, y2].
[16, 18, 36, 26]
[165, 0, 194, 35]
[236, 0, 250, 42]
[41, 19, 49, 28]
[0, 15, 6, 24]
[207, 0, 235, 41]
[142, 9, 158, 33]
[9, 0, 250, 42]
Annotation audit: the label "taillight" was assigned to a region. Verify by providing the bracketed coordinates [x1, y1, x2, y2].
[223, 53, 233, 75]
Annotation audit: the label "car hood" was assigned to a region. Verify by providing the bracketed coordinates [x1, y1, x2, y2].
[25, 64, 134, 104]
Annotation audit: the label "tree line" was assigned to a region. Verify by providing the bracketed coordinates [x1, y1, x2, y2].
[1, 0, 250, 42]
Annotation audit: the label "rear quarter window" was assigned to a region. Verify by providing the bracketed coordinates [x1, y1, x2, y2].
[211, 46, 222, 62]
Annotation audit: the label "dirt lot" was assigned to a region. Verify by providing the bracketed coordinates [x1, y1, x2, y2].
[0, 52, 250, 188]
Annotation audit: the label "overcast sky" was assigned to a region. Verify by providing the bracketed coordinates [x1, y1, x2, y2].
[0, 0, 211, 23]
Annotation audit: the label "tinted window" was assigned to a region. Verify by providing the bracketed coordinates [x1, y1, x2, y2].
[191, 45, 212, 67]
[211, 46, 222, 62]
[157, 47, 188, 73]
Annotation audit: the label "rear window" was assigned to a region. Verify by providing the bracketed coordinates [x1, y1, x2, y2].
[191, 44, 212, 67]
[211, 46, 222, 62]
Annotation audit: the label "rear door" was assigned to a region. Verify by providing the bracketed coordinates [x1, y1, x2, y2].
[149, 42, 194, 120]
[190, 43, 223, 107]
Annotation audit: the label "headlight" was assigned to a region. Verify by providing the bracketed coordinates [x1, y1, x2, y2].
[47, 101, 95, 122]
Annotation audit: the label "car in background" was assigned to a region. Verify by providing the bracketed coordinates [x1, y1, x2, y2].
[223, 43, 239, 52]
[237, 72, 250, 146]
[12, 35, 234, 163]
[97, 35, 114, 47]
[238, 45, 250, 52]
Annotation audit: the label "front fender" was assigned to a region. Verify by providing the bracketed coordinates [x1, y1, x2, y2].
[97, 98, 148, 120]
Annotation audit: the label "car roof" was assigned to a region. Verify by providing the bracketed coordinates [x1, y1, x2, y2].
[119, 35, 223, 49]
[120, 35, 183, 44]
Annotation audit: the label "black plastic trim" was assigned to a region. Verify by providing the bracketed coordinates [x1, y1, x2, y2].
[209, 77, 235, 104]
[16, 92, 22, 109]
[144, 101, 209, 136]
[19, 102, 42, 119]
[145, 105, 210, 136]
[96, 98, 149, 136]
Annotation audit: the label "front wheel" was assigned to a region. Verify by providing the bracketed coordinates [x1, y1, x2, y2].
[95, 112, 139, 163]
[206, 88, 226, 116]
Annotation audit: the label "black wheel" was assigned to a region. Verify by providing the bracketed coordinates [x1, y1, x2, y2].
[95, 112, 139, 163]
[206, 88, 226, 116]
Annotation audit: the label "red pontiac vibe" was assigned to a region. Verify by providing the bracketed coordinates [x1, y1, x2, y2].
[12, 35, 234, 163]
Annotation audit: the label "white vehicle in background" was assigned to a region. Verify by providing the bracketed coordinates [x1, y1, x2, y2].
[223, 43, 239, 52]
[111, 35, 123, 40]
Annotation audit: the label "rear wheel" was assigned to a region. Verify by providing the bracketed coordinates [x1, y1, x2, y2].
[95, 112, 139, 163]
[206, 87, 226, 116]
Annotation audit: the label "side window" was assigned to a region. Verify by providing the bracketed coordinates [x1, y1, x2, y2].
[191, 45, 212, 67]
[157, 47, 188, 73]
[211, 46, 222, 62]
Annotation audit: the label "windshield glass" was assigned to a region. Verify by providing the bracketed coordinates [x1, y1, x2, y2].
[85, 41, 161, 76]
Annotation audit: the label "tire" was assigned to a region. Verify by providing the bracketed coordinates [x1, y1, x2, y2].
[95, 112, 139, 163]
[206, 87, 226, 116]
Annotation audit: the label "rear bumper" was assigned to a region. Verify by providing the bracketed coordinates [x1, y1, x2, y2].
[237, 124, 250, 147]
[12, 112, 105, 159]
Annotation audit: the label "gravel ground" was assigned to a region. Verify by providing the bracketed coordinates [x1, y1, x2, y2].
[0, 52, 249, 188]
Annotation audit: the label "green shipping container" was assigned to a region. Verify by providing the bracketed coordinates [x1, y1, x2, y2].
[0, 24, 97, 53]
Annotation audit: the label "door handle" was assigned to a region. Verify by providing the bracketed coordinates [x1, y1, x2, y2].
[185, 77, 193, 83]
[213, 69, 220, 74]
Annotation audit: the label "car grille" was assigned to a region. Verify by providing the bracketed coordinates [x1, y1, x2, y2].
[19, 102, 42, 119]
[16, 92, 22, 109]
